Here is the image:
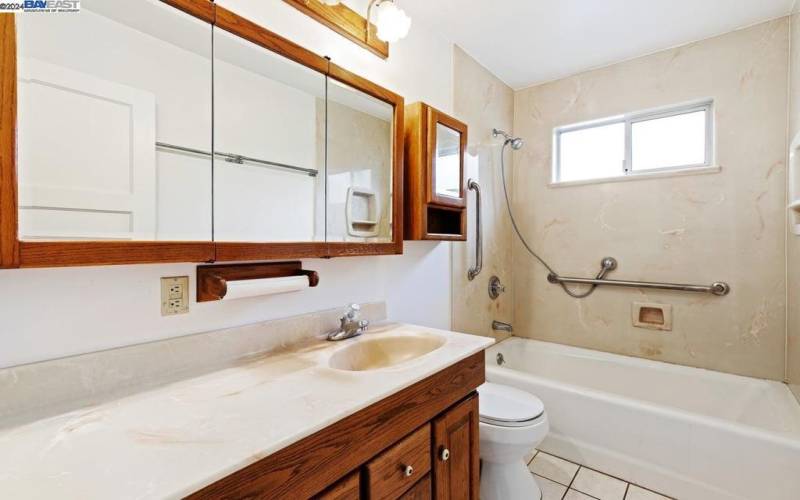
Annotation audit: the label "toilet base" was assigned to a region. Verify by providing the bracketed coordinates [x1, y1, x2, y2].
[480, 460, 542, 500]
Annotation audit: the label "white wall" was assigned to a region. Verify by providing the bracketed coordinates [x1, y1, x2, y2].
[0, 0, 454, 368]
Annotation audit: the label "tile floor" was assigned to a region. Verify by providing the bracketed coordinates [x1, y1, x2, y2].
[526, 450, 675, 500]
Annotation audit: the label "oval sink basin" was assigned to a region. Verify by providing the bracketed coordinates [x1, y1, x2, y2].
[328, 334, 446, 371]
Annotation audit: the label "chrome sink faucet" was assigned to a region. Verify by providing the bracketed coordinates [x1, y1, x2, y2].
[327, 303, 369, 341]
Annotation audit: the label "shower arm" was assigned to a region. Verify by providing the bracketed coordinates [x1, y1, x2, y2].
[546, 257, 731, 296]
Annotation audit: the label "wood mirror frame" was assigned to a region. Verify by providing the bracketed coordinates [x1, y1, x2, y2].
[0, 0, 404, 269]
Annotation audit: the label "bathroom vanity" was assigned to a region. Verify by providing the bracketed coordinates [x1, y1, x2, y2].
[191, 354, 482, 499]
[0, 319, 492, 499]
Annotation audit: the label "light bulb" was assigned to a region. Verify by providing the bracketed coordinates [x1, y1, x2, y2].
[321, 0, 341, 5]
[373, 1, 411, 43]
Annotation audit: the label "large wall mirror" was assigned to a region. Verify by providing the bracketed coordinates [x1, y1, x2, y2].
[213, 27, 325, 243]
[2, 0, 404, 267]
[15, 0, 213, 242]
[327, 80, 394, 243]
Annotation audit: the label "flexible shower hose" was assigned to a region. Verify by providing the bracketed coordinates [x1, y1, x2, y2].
[499, 141, 600, 298]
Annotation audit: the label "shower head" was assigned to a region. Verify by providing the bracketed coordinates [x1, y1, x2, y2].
[493, 128, 524, 150]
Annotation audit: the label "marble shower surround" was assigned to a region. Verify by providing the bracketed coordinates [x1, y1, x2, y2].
[451, 46, 515, 342]
[511, 18, 789, 380]
[788, 14, 800, 401]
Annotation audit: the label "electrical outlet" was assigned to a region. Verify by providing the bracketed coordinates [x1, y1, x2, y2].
[161, 276, 189, 316]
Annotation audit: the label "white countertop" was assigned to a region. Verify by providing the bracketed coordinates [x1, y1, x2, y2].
[0, 323, 492, 499]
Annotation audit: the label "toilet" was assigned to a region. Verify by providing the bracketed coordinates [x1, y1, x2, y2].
[478, 382, 549, 500]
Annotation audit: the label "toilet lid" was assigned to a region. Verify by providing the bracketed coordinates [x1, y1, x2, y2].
[477, 382, 545, 427]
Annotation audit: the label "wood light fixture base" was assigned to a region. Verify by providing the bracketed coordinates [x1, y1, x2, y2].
[196, 261, 319, 302]
[283, 0, 389, 59]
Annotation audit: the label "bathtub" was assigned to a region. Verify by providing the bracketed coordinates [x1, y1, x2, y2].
[485, 338, 800, 500]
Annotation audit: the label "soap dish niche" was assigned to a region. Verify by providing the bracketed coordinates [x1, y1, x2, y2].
[346, 186, 380, 238]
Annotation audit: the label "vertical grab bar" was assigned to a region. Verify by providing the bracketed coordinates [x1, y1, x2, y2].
[467, 179, 482, 281]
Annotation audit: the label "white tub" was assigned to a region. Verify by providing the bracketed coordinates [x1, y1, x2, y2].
[486, 338, 800, 500]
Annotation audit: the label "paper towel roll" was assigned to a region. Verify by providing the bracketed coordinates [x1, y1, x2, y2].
[222, 275, 309, 300]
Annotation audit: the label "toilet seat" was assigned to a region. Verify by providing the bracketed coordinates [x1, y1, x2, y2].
[478, 382, 545, 428]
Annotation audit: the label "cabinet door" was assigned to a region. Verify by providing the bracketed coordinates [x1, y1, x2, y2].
[427, 108, 467, 209]
[432, 393, 479, 500]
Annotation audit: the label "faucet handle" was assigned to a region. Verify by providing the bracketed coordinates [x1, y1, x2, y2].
[344, 303, 361, 320]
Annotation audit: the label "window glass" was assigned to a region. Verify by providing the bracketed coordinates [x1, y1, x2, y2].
[631, 110, 706, 171]
[558, 123, 625, 182]
[554, 102, 712, 183]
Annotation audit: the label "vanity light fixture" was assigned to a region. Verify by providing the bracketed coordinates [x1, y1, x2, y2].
[367, 0, 412, 43]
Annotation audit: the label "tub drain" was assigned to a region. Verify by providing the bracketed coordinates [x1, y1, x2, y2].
[496, 353, 505, 365]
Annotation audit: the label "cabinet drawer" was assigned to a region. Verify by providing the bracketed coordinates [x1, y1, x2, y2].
[365, 424, 431, 500]
[315, 470, 361, 500]
[399, 474, 431, 500]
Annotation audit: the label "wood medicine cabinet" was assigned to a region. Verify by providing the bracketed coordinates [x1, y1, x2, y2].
[0, 0, 404, 269]
[404, 102, 468, 241]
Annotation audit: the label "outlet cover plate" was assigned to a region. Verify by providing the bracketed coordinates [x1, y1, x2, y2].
[161, 276, 189, 316]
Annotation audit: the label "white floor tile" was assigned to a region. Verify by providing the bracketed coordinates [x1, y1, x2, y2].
[572, 468, 628, 500]
[625, 484, 671, 500]
[564, 489, 597, 500]
[528, 451, 580, 486]
[525, 449, 538, 465]
[534, 474, 568, 500]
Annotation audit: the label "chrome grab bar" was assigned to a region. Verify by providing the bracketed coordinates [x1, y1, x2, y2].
[467, 179, 482, 281]
[546, 258, 730, 296]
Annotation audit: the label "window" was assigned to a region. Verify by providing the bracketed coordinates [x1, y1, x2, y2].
[553, 101, 713, 184]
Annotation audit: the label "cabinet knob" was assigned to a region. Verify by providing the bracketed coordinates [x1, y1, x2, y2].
[440, 447, 451, 461]
[403, 465, 414, 477]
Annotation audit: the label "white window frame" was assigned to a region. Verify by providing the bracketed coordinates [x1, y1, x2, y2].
[552, 99, 714, 184]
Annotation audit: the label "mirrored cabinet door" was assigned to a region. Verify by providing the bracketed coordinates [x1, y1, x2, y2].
[326, 79, 394, 243]
[429, 110, 467, 207]
[434, 123, 462, 199]
[212, 27, 326, 243]
[16, 0, 213, 241]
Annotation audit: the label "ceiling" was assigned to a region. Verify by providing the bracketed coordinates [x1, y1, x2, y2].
[402, 0, 797, 89]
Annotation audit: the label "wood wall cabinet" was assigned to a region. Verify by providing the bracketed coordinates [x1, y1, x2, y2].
[188, 352, 484, 500]
[404, 102, 468, 241]
[0, 0, 405, 269]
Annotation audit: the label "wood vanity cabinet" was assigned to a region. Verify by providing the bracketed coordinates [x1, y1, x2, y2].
[404, 102, 469, 241]
[187, 352, 484, 500]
